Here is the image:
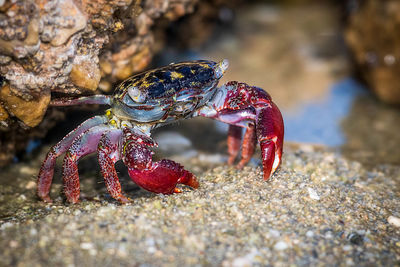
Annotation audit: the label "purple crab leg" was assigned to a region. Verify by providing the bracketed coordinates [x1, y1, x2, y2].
[227, 125, 242, 165]
[237, 123, 257, 169]
[37, 116, 108, 202]
[97, 129, 130, 203]
[63, 125, 110, 203]
[50, 95, 111, 106]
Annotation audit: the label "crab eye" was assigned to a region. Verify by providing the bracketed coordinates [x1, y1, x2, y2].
[128, 87, 146, 103]
[214, 59, 229, 79]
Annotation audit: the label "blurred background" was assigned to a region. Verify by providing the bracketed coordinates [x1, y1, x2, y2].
[2, 2, 400, 265]
[1, 0, 400, 170]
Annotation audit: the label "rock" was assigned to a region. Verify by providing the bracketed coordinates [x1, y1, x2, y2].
[49, 0, 87, 47]
[155, 131, 192, 155]
[0, 104, 8, 121]
[70, 56, 101, 91]
[388, 216, 400, 227]
[274, 241, 289, 250]
[307, 187, 320, 200]
[345, 0, 400, 104]
[0, 84, 50, 127]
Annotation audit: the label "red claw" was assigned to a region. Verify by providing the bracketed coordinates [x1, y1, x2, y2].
[123, 129, 199, 194]
[256, 101, 284, 179]
[128, 160, 199, 194]
[197, 81, 284, 180]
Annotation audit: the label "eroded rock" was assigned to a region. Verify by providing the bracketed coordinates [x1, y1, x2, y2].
[0, 84, 50, 127]
[345, 0, 400, 104]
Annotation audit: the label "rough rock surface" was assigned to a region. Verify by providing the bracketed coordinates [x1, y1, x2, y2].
[0, 144, 399, 266]
[345, 0, 400, 104]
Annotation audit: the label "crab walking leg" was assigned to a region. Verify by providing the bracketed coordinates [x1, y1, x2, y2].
[121, 129, 199, 194]
[237, 123, 257, 169]
[62, 125, 110, 203]
[37, 116, 108, 202]
[97, 129, 130, 203]
[50, 95, 111, 106]
[227, 125, 242, 165]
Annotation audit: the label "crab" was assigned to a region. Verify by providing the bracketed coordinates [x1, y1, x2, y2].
[37, 59, 284, 203]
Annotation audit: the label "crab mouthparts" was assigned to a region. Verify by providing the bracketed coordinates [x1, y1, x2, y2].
[214, 59, 229, 79]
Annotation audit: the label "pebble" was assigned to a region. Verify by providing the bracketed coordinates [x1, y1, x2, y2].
[347, 232, 363, 245]
[231, 249, 259, 267]
[307, 187, 320, 200]
[387, 216, 400, 227]
[155, 132, 192, 153]
[9, 240, 18, 248]
[80, 242, 94, 250]
[30, 228, 38, 236]
[198, 153, 226, 163]
[19, 166, 37, 175]
[25, 181, 36, 189]
[343, 245, 352, 251]
[269, 229, 280, 238]
[306, 230, 314, 238]
[274, 241, 289, 250]
[0, 222, 13, 230]
[324, 231, 334, 239]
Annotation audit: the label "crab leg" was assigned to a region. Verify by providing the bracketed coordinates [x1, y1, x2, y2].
[97, 129, 130, 203]
[50, 95, 111, 106]
[37, 116, 108, 202]
[237, 123, 257, 169]
[227, 125, 242, 165]
[62, 125, 110, 203]
[121, 129, 199, 194]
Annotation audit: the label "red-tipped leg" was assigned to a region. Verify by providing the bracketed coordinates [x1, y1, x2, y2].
[256, 102, 284, 180]
[62, 125, 109, 203]
[63, 152, 81, 203]
[37, 150, 57, 203]
[97, 130, 130, 203]
[37, 116, 108, 202]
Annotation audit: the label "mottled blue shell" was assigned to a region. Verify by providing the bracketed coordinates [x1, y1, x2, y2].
[114, 60, 217, 100]
[112, 60, 225, 123]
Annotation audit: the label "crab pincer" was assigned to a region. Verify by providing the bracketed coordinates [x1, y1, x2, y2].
[195, 81, 284, 180]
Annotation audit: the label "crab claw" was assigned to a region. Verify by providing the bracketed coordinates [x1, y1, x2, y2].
[122, 131, 199, 194]
[127, 160, 199, 194]
[256, 101, 284, 180]
[195, 81, 284, 180]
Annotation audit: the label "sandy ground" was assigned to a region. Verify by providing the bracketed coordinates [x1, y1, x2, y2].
[0, 142, 399, 266]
